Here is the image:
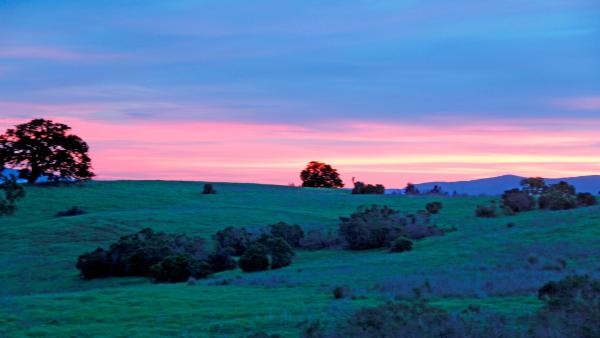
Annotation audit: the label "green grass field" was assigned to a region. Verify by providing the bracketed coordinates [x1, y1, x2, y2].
[1, 181, 599, 337]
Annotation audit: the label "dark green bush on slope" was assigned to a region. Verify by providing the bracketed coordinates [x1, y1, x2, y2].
[238, 237, 295, 272]
[0, 175, 25, 216]
[501, 188, 534, 213]
[475, 203, 497, 218]
[389, 237, 413, 253]
[339, 205, 442, 250]
[239, 243, 270, 272]
[268, 221, 304, 248]
[351, 181, 385, 195]
[76, 228, 209, 281]
[213, 226, 252, 256]
[534, 275, 600, 337]
[150, 253, 211, 283]
[576, 192, 597, 207]
[56, 206, 87, 217]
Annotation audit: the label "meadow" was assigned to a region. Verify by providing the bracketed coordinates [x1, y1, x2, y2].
[1, 181, 600, 337]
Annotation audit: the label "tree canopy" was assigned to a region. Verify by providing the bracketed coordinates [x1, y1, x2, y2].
[0, 119, 94, 183]
[300, 161, 344, 188]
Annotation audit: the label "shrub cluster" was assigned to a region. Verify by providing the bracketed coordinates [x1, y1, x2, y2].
[534, 275, 600, 337]
[351, 181, 385, 195]
[338, 205, 442, 250]
[76, 228, 232, 283]
[304, 275, 600, 337]
[56, 206, 87, 217]
[238, 237, 295, 272]
[302, 301, 513, 338]
[0, 175, 25, 216]
[538, 182, 578, 211]
[213, 223, 298, 273]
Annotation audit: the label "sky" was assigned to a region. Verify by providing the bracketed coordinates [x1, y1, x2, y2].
[1, 0, 600, 187]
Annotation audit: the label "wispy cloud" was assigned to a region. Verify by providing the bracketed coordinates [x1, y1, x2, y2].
[554, 96, 600, 111]
[0, 47, 129, 61]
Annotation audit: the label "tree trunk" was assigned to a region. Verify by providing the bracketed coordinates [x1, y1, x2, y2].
[28, 166, 41, 184]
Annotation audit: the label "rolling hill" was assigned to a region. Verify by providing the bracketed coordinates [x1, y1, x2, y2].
[1, 181, 600, 336]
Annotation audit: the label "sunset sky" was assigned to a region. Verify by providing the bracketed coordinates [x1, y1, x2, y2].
[1, 0, 600, 187]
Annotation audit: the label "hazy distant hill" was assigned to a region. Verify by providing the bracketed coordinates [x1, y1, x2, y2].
[388, 174, 600, 195]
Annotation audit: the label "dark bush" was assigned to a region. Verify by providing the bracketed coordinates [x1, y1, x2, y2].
[76, 248, 112, 279]
[202, 183, 216, 194]
[501, 189, 534, 213]
[539, 190, 577, 211]
[298, 229, 340, 250]
[534, 275, 600, 337]
[0, 175, 25, 216]
[425, 202, 442, 214]
[339, 205, 406, 250]
[266, 237, 295, 269]
[213, 226, 252, 256]
[76, 228, 208, 281]
[352, 181, 385, 195]
[150, 253, 211, 283]
[577, 192, 597, 207]
[239, 243, 270, 272]
[339, 205, 440, 250]
[56, 206, 87, 217]
[206, 247, 237, 273]
[475, 203, 497, 218]
[333, 285, 349, 299]
[268, 221, 304, 248]
[389, 237, 413, 253]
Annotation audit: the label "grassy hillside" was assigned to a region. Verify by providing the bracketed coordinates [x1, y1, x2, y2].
[1, 181, 600, 337]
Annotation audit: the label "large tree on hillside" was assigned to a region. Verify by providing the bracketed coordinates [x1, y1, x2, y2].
[300, 161, 344, 188]
[0, 119, 94, 183]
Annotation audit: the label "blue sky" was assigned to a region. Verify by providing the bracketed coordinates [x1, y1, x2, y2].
[1, 1, 600, 184]
[1, 0, 599, 124]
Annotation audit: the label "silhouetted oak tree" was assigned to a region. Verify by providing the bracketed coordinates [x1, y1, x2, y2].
[300, 161, 344, 188]
[0, 119, 94, 183]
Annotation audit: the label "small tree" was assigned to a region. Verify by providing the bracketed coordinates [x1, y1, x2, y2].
[0, 119, 94, 183]
[202, 183, 216, 194]
[0, 175, 25, 216]
[300, 161, 344, 188]
[404, 183, 419, 195]
[520, 177, 547, 196]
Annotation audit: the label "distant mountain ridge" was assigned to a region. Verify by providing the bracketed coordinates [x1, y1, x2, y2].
[388, 174, 600, 196]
